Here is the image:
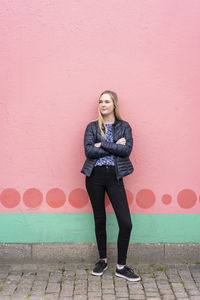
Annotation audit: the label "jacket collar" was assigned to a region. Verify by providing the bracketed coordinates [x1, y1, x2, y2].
[103, 117, 120, 126]
[95, 118, 121, 129]
[113, 117, 120, 126]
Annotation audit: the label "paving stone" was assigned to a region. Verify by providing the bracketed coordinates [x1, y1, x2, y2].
[30, 291, 46, 296]
[188, 290, 200, 296]
[174, 292, 189, 297]
[88, 291, 101, 297]
[102, 283, 114, 288]
[88, 286, 101, 292]
[102, 289, 115, 294]
[115, 292, 129, 297]
[45, 282, 61, 292]
[162, 296, 176, 300]
[115, 287, 128, 292]
[145, 292, 160, 297]
[74, 288, 87, 295]
[12, 297, 29, 300]
[32, 281, 47, 287]
[0, 263, 200, 299]
[185, 284, 199, 289]
[129, 296, 145, 300]
[73, 295, 88, 300]
[129, 290, 145, 295]
[159, 289, 174, 295]
[44, 294, 59, 299]
[102, 295, 116, 300]
[143, 288, 159, 292]
[145, 298, 161, 300]
[29, 297, 46, 300]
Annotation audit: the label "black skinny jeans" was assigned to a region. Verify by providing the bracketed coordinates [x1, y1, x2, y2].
[85, 165, 132, 265]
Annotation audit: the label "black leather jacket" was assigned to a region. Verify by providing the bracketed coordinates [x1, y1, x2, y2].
[81, 118, 134, 180]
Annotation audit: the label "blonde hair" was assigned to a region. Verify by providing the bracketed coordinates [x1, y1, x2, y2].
[96, 90, 123, 139]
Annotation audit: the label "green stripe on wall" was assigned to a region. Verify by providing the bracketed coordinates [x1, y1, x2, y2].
[0, 213, 199, 243]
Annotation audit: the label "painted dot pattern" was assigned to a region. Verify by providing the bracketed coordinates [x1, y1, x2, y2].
[126, 189, 133, 206]
[0, 187, 199, 210]
[177, 189, 197, 209]
[46, 188, 66, 208]
[105, 193, 110, 207]
[0, 188, 21, 208]
[136, 189, 156, 209]
[23, 188, 43, 208]
[162, 194, 172, 205]
[68, 188, 89, 208]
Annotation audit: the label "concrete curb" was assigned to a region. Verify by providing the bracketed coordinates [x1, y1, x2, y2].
[0, 243, 200, 264]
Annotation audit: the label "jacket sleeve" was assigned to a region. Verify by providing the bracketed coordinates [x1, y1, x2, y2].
[84, 123, 111, 159]
[101, 122, 133, 157]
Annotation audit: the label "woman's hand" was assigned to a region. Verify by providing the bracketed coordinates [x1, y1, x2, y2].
[116, 138, 126, 145]
[94, 142, 101, 147]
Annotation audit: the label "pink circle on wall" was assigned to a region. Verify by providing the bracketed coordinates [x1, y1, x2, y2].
[46, 188, 66, 208]
[136, 189, 156, 209]
[68, 188, 89, 208]
[126, 189, 133, 206]
[105, 192, 110, 207]
[177, 189, 197, 209]
[23, 188, 43, 208]
[0, 188, 20, 208]
[104, 189, 133, 207]
[162, 194, 172, 205]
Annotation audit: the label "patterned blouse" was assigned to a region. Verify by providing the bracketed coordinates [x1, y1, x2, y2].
[95, 123, 115, 166]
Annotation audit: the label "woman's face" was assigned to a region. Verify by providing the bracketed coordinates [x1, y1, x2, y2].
[99, 93, 115, 117]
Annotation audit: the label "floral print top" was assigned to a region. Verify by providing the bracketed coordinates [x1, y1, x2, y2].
[95, 123, 115, 166]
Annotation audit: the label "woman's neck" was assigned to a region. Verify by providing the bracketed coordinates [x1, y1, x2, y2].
[103, 115, 115, 124]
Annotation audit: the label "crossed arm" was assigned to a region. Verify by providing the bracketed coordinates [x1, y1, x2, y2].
[84, 122, 133, 159]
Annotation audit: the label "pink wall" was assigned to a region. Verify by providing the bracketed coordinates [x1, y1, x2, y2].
[0, 0, 200, 213]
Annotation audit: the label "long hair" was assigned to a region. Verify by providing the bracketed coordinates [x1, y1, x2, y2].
[96, 90, 123, 139]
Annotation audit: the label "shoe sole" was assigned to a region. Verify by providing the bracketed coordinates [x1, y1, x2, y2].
[91, 266, 108, 276]
[115, 272, 141, 282]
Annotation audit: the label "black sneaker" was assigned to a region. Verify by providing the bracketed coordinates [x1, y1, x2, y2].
[115, 265, 141, 282]
[91, 259, 108, 276]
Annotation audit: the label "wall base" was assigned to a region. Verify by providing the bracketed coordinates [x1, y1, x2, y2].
[0, 243, 200, 264]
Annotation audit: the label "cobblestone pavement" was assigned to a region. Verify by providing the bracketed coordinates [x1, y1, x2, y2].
[0, 263, 200, 299]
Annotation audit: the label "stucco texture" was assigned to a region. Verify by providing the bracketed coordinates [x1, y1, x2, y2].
[0, 0, 200, 228]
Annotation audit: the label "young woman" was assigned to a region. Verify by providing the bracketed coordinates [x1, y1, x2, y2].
[81, 90, 141, 282]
